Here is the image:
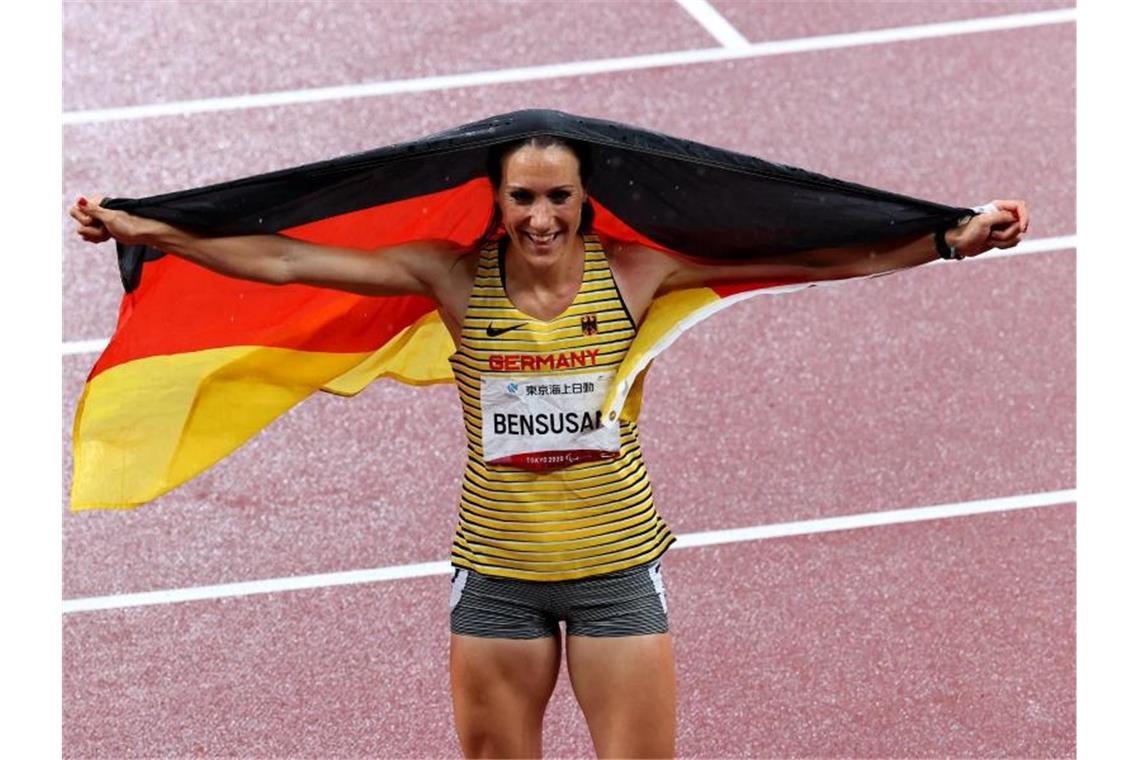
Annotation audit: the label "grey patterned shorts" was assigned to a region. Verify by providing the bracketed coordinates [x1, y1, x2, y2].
[449, 560, 669, 639]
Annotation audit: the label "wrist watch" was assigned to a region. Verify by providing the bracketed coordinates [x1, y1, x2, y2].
[935, 227, 964, 260]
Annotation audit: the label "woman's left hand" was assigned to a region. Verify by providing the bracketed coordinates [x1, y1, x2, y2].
[945, 199, 1029, 258]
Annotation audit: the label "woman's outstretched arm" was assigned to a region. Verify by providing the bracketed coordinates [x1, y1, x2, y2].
[69, 195, 463, 298]
[651, 199, 1029, 292]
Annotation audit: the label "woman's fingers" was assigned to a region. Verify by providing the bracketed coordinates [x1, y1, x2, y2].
[69, 200, 97, 225]
[985, 209, 1017, 228]
[70, 196, 114, 244]
[76, 199, 152, 246]
[990, 231, 1022, 248]
[82, 197, 112, 223]
[988, 219, 1021, 240]
[70, 196, 99, 222]
[77, 228, 106, 243]
[966, 209, 1013, 245]
[71, 208, 100, 228]
[76, 224, 112, 243]
[991, 199, 1029, 233]
[985, 214, 1024, 249]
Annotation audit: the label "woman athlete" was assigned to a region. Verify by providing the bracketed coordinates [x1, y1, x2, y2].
[70, 136, 1027, 759]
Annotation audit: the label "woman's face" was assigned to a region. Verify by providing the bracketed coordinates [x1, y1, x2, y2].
[497, 143, 586, 265]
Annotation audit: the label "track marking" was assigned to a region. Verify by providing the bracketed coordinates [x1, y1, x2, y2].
[675, 0, 750, 49]
[62, 488, 1074, 613]
[63, 337, 110, 356]
[674, 489, 1075, 549]
[60, 235, 1076, 357]
[63, 9, 1074, 125]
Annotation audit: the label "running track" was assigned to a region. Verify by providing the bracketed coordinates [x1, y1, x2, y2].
[62, 2, 1075, 757]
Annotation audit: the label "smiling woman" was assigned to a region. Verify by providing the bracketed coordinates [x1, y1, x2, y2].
[485, 134, 596, 248]
[492, 139, 594, 317]
[67, 109, 1027, 759]
[448, 137, 680, 756]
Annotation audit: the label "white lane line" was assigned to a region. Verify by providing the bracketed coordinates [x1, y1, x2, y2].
[59, 235, 1076, 358]
[925, 233, 1076, 265]
[981, 234, 1076, 258]
[62, 488, 1075, 614]
[675, 0, 751, 49]
[674, 489, 1075, 549]
[62, 560, 452, 615]
[63, 9, 1075, 125]
[63, 337, 109, 356]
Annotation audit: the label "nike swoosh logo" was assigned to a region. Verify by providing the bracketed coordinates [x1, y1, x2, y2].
[486, 322, 527, 337]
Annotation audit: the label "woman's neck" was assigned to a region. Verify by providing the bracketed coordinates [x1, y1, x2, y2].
[504, 234, 586, 292]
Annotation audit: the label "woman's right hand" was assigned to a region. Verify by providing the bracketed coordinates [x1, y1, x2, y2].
[69, 196, 154, 246]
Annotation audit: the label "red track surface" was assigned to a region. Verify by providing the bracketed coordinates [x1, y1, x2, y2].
[62, 2, 1075, 757]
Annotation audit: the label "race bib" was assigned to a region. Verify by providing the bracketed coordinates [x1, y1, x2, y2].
[481, 370, 620, 469]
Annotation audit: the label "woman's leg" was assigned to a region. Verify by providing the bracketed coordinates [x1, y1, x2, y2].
[450, 632, 562, 759]
[565, 632, 676, 758]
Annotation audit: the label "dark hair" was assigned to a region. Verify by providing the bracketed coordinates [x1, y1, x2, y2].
[477, 135, 595, 249]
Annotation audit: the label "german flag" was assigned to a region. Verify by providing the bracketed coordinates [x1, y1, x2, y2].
[71, 109, 972, 510]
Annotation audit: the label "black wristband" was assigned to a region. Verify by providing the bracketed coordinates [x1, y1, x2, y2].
[935, 227, 964, 260]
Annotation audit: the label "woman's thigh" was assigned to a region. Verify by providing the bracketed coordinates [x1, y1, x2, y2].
[566, 632, 676, 759]
[559, 560, 675, 757]
[450, 633, 562, 759]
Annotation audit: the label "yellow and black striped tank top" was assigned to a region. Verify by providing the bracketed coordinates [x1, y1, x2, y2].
[448, 234, 674, 581]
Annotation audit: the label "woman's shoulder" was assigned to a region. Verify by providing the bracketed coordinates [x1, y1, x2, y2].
[598, 234, 673, 279]
[596, 234, 677, 326]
